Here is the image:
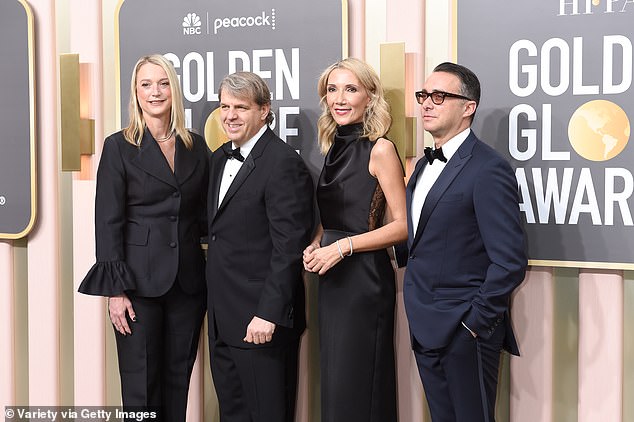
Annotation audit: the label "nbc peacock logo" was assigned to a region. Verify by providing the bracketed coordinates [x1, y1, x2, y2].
[183, 12, 202, 35]
[568, 100, 631, 161]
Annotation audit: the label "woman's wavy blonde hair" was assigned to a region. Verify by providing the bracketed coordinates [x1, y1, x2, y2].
[123, 54, 193, 149]
[317, 58, 391, 154]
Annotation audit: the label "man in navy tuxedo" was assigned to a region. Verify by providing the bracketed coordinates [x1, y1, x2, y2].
[403, 62, 527, 422]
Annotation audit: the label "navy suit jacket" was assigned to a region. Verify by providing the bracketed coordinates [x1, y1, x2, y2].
[403, 130, 527, 355]
[206, 127, 314, 348]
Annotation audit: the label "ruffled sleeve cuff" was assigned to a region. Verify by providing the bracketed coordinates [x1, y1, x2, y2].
[78, 261, 137, 297]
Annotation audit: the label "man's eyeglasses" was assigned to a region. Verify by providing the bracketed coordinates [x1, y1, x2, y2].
[415, 90, 473, 105]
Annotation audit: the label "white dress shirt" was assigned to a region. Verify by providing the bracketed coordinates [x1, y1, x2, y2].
[410, 128, 471, 233]
[217, 125, 267, 207]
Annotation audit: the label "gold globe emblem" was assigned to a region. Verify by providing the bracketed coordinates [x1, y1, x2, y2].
[568, 100, 630, 162]
[204, 107, 229, 152]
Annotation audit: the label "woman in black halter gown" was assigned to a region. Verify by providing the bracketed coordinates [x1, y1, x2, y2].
[303, 58, 407, 422]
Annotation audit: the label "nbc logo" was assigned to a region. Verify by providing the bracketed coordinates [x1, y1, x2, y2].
[183, 13, 202, 35]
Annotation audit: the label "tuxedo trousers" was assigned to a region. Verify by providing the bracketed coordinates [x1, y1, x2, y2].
[412, 323, 505, 422]
[209, 337, 300, 422]
[113, 282, 205, 422]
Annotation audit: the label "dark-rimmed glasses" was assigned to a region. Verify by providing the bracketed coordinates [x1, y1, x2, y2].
[415, 90, 473, 105]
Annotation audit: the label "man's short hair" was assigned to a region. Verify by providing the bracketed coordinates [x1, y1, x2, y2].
[433, 62, 481, 106]
[218, 72, 274, 125]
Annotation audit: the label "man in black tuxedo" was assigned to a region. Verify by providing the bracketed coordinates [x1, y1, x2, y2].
[206, 71, 314, 422]
[403, 62, 527, 422]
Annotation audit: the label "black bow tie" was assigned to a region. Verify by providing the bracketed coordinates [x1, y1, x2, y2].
[223, 145, 245, 162]
[424, 146, 447, 164]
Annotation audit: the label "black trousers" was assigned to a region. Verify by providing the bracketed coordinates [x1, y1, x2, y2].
[412, 324, 505, 422]
[113, 282, 205, 422]
[209, 337, 300, 422]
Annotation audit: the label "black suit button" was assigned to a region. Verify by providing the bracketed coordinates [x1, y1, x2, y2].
[211, 235, 216, 241]
[169, 242, 177, 248]
[172, 191, 180, 198]
[169, 215, 177, 222]
[409, 254, 416, 260]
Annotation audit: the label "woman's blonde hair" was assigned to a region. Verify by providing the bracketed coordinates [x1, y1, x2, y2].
[317, 58, 391, 154]
[123, 54, 193, 149]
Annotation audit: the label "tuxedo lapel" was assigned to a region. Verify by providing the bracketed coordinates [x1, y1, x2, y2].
[174, 135, 200, 186]
[406, 158, 428, 248]
[209, 146, 228, 222]
[217, 154, 255, 211]
[410, 135, 476, 250]
[215, 127, 273, 214]
[130, 130, 178, 189]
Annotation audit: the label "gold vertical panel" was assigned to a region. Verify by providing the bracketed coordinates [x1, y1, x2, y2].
[380, 43, 415, 165]
[552, 267, 579, 422]
[13, 238, 29, 404]
[405, 116, 416, 157]
[380, 43, 405, 162]
[78, 63, 95, 155]
[60, 54, 81, 171]
[80, 119, 95, 155]
[624, 272, 634, 422]
[59, 173, 74, 404]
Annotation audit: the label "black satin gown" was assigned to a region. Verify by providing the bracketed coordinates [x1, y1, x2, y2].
[316, 123, 397, 422]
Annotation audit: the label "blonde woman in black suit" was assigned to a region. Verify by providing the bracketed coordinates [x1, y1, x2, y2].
[79, 54, 210, 421]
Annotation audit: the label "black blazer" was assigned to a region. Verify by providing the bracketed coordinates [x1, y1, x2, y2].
[79, 129, 210, 298]
[206, 127, 314, 348]
[403, 131, 527, 354]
